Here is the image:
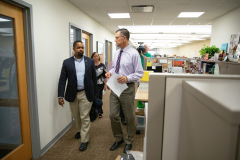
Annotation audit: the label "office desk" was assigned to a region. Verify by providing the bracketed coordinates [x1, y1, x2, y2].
[135, 88, 148, 101]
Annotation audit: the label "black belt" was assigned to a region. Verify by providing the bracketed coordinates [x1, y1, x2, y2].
[77, 89, 85, 92]
[127, 82, 134, 84]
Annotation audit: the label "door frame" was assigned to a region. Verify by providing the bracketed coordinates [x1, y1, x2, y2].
[105, 39, 113, 70]
[69, 22, 93, 57]
[2, 0, 40, 159]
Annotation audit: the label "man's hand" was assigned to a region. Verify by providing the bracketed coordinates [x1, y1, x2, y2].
[104, 85, 107, 91]
[141, 51, 148, 59]
[58, 98, 64, 107]
[117, 76, 128, 84]
[105, 72, 111, 78]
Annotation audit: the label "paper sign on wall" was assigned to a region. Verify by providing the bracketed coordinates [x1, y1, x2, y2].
[191, 52, 195, 58]
[160, 59, 167, 63]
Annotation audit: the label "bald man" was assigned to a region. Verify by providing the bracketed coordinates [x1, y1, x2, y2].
[140, 44, 152, 68]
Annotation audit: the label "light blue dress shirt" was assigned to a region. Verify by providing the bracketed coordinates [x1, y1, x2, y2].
[74, 56, 85, 90]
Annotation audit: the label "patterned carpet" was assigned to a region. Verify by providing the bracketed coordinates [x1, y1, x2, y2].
[40, 88, 143, 160]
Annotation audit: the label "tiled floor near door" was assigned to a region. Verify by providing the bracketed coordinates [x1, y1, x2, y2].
[39, 89, 144, 160]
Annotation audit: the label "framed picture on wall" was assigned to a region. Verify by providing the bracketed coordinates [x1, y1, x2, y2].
[96, 41, 104, 63]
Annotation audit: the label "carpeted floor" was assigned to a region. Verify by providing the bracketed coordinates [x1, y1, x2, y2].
[40, 89, 143, 160]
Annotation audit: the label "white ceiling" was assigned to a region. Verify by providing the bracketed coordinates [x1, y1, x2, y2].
[68, 0, 240, 48]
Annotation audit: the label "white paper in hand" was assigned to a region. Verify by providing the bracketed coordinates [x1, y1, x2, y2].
[107, 73, 128, 97]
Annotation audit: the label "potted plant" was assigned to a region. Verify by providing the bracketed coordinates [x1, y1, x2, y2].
[199, 44, 220, 59]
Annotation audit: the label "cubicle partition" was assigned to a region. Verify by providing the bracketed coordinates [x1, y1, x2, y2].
[144, 73, 240, 160]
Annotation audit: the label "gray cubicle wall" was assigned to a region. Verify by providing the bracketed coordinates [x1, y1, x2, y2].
[144, 74, 240, 160]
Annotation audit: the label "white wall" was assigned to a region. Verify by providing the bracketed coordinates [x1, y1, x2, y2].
[157, 48, 178, 57]
[23, 0, 115, 149]
[211, 6, 240, 51]
[178, 39, 211, 58]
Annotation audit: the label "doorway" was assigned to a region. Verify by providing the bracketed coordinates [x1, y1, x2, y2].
[105, 40, 112, 70]
[82, 31, 90, 57]
[0, 1, 32, 160]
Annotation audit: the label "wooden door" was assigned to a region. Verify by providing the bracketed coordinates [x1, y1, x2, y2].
[82, 32, 90, 57]
[0, 1, 32, 160]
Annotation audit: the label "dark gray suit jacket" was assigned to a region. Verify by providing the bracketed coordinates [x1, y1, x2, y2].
[58, 56, 97, 102]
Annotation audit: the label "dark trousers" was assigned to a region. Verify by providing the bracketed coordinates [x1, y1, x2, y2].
[119, 106, 125, 119]
[96, 84, 104, 114]
[110, 83, 135, 144]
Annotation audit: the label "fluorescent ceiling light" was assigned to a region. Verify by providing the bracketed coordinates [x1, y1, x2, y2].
[0, 18, 10, 22]
[108, 13, 130, 18]
[178, 12, 204, 18]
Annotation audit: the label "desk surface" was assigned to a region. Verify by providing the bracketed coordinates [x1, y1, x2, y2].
[135, 88, 148, 101]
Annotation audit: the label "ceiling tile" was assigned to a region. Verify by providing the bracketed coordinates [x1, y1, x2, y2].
[100, 22, 118, 28]
[157, 0, 191, 5]
[152, 21, 172, 25]
[131, 17, 153, 21]
[96, 0, 128, 6]
[200, 10, 231, 19]
[133, 21, 152, 25]
[212, 1, 240, 12]
[68, 0, 97, 7]
[170, 21, 191, 25]
[188, 0, 224, 5]
[182, 4, 217, 12]
[130, 13, 155, 18]
[127, 0, 158, 5]
[155, 5, 186, 12]
[101, 6, 131, 13]
[111, 19, 133, 25]
[154, 11, 180, 18]
[152, 18, 175, 21]
[190, 21, 212, 25]
[196, 17, 214, 21]
[174, 18, 197, 22]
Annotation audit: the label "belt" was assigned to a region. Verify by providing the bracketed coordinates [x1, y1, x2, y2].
[77, 89, 85, 92]
[127, 82, 134, 84]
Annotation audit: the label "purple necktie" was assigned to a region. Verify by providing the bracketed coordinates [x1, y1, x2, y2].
[115, 50, 123, 74]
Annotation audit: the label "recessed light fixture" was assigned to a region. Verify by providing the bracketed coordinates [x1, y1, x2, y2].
[108, 13, 130, 19]
[178, 12, 204, 18]
[0, 18, 10, 22]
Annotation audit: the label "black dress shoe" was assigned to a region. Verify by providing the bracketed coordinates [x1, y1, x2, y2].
[123, 144, 132, 153]
[75, 132, 81, 139]
[79, 142, 88, 151]
[121, 118, 127, 125]
[110, 140, 124, 151]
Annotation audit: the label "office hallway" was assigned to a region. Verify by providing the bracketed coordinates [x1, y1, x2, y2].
[40, 89, 144, 160]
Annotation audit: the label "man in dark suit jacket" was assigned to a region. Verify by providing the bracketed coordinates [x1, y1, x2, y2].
[58, 40, 97, 151]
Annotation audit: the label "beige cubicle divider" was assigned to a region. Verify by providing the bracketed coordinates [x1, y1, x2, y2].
[144, 73, 240, 160]
[177, 80, 240, 160]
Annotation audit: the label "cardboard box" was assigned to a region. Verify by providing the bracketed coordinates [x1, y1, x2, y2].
[135, 108, 145, 116]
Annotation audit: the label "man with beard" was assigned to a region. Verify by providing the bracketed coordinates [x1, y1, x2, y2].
[58, 40, 97, 151]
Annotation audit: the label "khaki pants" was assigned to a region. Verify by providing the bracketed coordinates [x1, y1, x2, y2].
[110, 83, 135, 144]
[69, 91, 92, 143]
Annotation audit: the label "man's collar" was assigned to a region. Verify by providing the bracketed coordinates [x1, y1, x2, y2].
[74, 55, 84, 61]
[121, 45, 130, 52]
